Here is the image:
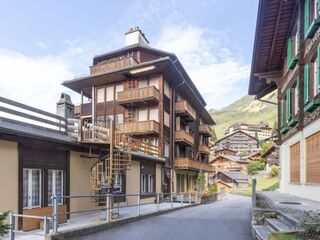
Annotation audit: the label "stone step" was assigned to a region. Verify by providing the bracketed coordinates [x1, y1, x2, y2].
[252, 225, 273, 240]
[265, 218, 292, 232]
[276, 212, 299, 229]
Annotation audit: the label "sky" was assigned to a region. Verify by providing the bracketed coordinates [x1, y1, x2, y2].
[0, 0, 259, 113]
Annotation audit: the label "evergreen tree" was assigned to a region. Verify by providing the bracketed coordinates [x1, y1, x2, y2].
[196, 170, 205, 193]
[0, 212, 10, 238]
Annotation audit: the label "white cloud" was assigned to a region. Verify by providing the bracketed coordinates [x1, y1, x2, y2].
[0, 49, 78, 113]
[154, 25, 250, 109]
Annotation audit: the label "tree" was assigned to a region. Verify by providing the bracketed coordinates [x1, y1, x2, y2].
[210, 128, 217, 143]
[260, 141, 276, 156]
[0, 212, 10, 238]
[196, 170, 205, 193]
[247, 161, 266, 175]
[271, 121, 278, 135]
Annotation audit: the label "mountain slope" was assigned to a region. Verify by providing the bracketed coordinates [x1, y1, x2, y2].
[209, 92, 277, 139]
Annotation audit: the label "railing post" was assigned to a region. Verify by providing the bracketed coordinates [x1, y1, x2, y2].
[44, 216, 49, 235]
[136, 193, 140, 216]
[106, 194, 110, 223]
[170, 193, 173, 208]
[180, 194, 183, 206]
[252, 178, 257, 208]
[52, 195, 58, 234]
[156, 193, 160, 212]
[189, 192, 192, 205]
[9, 212, 15, 240]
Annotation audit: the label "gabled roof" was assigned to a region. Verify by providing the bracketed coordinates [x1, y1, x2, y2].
[215, 148, 237, 153]
[210, 154, 248, 164]
[248, 0, 297, 98]
[217, 171, 248, 182]
[215, 130, 258, 144]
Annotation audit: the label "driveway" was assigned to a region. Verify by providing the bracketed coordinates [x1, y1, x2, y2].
[80, 194, 253, 240]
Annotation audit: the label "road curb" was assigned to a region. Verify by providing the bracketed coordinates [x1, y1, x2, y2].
[46, 203, 201, 240]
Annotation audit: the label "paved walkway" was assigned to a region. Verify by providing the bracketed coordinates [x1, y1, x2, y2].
[79, 194, 253, 240]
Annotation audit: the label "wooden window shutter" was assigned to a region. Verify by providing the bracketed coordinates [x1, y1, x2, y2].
[304, 64, 310, 103]
[287, 37, 292, 67]
[290, 142, 300, 183]
[305, 0, 310, 37]
[286, 88, 292, 121]
[306, 132, 320, 183]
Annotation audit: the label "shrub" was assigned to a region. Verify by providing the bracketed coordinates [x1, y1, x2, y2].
[0, 212, 10, 238]
[247, 161, 266, 175]
[196, 170, 205, 193]
[270, 165, 280, 177]
[300, 210, 320, 239]
[208, 183, 217, 196]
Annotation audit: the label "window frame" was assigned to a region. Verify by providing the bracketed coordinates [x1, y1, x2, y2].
[48, 169, 64, 206]
[23, 168, 42, 209]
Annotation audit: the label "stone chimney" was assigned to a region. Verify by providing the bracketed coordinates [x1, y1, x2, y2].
[56, 93, 75, 118]
[125, 27, 149, 47]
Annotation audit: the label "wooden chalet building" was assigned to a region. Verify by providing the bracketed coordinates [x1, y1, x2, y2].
[214, 148, 237, 156]
[225, 122, 272, 140]
[261, 146, 279, 172]
[63, 27, 214, 194]
[214, 130, 259, 155]
[210, 155, 248, 174]
[216, 171, 249, 194]
[249, 0, 320, 201]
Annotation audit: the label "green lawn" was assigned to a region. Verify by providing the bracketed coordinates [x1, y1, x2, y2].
[232, 177, 279, 196]
[269, 233, 302, 240]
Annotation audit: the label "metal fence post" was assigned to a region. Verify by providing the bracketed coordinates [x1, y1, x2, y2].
[136, 193, 140, 216]
[52, 195, 58, 234]
[170, 193, 173, 208]
[156, 193, 160, 212]
[44, 216, 49, 235]
[189, 192, 191, 205]
[9, 212, 15, 240]
[106, 194, 110, 222]
[180, 194, 183, 206]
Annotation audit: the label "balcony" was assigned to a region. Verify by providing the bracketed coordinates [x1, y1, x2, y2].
[175, 100, 196, 121]
[198, 124, 212, 136]
[75, 102, 92, 117]
[117, 120, 160, 135]
[90, 56, 138, 75]
[175, 157, 213, 172]
[80, 120, 112, 144]
[117, 86, 160, 106]
[175, 130, 194, 146]
[199, 144, 210, 154]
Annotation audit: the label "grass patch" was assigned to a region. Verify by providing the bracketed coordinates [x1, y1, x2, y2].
[269, 232, 301, 240]
[232, 177, 279, 196]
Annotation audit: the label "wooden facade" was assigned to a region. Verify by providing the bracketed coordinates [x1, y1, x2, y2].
[290, 142, 300, 183]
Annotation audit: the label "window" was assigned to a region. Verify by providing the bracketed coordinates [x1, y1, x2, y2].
[48, 170, 64, 205]
[23, 169, 41, 209]
[106, 115, 114, 121]
[150, 138, 159, 146]
[164, 81, 170, 98]
[305, 0, 320, 37]
[115, 113, 124, 125]
[294, 81, 299, 115]
[164, 111, 170, 127]
[114, 174, 123, 193]
[97, 88, 105, 103]
[115, 84, 124, 100]
[164, 142, 169, 158]
[149, 76, 159, 90]
[106, 85, 114, 101]
[141, 174, 154, 193]
[139, 79, 148, 88]
[138, 110, 148, 121]
[149, 109, 159, 122]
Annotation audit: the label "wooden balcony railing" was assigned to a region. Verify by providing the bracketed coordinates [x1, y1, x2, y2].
[80, 120, 112, 143]
[199, 145, 210, 154]
[198, 124, 212, 136]
[90, 56, 138, 75]
[175, 157, 213, 172]
[117, 86, 160, 105]
[175, 100, 196, 120]
[175, 130, 194, 146]
[117, 120, 160, 135]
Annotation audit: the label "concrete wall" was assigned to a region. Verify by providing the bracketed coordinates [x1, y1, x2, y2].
[156, 163, 162, 193]
[280, 118, 320, 202]
[126, 160, 140, 205]
[69, 151, 98, 218]
[0, 140, 19, 214]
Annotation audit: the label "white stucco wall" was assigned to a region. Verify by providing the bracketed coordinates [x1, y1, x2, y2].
[280, 118, 320, 202]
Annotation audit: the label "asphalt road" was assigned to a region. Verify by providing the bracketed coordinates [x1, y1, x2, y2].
[80, 194, 253, 240]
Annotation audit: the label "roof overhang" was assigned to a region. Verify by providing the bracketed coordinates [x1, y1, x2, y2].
[248, 0, 297, 98]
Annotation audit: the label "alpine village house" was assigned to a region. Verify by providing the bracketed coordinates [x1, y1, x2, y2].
[249, 0, 320, 202]
[0, 27, 214, 231]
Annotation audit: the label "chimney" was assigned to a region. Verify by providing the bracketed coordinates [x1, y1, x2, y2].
[125, 27, 149, 47]
[56, 93, 75, 118]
